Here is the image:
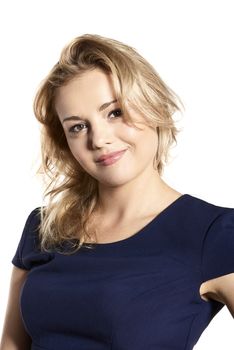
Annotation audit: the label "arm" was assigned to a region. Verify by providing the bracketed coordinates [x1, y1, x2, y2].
[0, 266, 32, 350]
[200, 272, 234, 318]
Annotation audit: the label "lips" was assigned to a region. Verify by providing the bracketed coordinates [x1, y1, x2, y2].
[96, 149, 127, 162]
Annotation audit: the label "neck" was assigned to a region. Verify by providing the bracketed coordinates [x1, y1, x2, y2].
[95, 169, 179, 224]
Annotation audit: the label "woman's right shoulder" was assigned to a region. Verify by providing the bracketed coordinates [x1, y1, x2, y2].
[11, 207, 45, 270]
[25, 206, 45, 224]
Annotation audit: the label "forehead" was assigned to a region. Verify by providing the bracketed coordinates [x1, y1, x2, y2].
[55, 69, 116, 117]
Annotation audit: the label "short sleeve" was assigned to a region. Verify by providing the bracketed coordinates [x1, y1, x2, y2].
[201, 208, 234, 282]
[12, 207, 54, 270]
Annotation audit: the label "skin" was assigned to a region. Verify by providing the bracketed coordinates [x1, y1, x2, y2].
[200, 273, 234, 317]
[55, 68, 234, 316]
[55, 68, 182, 224]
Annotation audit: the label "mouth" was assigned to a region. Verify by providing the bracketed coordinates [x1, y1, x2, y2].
[96, 149, 127, 166]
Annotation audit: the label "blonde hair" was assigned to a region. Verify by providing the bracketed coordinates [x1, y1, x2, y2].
[34, 33, 184, 254]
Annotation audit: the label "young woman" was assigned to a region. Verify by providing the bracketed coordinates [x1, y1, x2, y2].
[1, 34, 234, 350]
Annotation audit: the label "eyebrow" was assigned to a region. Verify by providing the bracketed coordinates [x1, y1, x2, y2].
[62, 99, 117, 123]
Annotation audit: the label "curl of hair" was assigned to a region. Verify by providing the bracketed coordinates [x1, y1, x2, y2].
[33, 33, 184, 254]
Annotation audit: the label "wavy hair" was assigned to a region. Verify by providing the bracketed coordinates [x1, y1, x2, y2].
[33, 33, 184, 254]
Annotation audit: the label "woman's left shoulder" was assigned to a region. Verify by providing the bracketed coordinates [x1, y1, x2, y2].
[200, 201, 234, 283]
[184, 193, 234, 224]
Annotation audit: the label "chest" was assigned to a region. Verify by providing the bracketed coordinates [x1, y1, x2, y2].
[87, 214, 160, 244]
[21, 252, 210, 346]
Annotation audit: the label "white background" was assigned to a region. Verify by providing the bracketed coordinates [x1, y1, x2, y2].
[0, 0, 233, 348]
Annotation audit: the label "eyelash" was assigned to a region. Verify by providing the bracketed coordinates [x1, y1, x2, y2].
[68, 108, 123, 134]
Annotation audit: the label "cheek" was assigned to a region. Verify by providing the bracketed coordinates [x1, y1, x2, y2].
[120, 129, 136, 146]
[123, 124, 158, 152]
[66, 138, 85, 163]
[135, 130, 158, 165]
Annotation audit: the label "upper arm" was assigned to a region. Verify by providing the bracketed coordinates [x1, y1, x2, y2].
[200, 208, 234, 317]
[200, 272, 234, 318]
[0, 266, 32, 350]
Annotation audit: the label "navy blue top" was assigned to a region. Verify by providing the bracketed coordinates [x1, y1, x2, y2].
[12, 194, 234, 350]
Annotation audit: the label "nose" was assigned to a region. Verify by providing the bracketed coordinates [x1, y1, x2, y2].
[89, 120, 113, 149]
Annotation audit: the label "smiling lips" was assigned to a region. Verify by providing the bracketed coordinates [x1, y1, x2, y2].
[96, 149, 127, 166]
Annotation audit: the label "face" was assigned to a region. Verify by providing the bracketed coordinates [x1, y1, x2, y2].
[55, 68, 159, 187]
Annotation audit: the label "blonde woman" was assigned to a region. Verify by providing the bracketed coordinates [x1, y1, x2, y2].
[1, 34, 234, 350]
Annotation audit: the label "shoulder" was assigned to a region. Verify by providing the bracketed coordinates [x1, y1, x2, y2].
[182, 193, 233, 226]
[25, 207, 42, 226]
[11, 206, 51, 270]
[169, 194, 234, 261]
[20, 207, 43, 242]
[197, 198, 234, 282]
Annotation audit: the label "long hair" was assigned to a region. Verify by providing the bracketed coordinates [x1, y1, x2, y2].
[33, 33, 184, 254]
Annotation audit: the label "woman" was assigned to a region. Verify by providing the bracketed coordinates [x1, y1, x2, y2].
[1, 34, 234, 350]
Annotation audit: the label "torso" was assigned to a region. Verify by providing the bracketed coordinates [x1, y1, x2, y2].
[85, 191, 219, 303]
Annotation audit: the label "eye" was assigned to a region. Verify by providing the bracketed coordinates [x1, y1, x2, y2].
[68, 123, 87, 134]
[108, 108, 123, 118]
[67, 108, 123, 135]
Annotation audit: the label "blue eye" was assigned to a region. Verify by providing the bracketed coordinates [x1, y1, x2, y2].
[68, 108, 123, 134]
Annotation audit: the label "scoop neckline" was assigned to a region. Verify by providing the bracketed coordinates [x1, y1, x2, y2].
[82, 193, 190, 248]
